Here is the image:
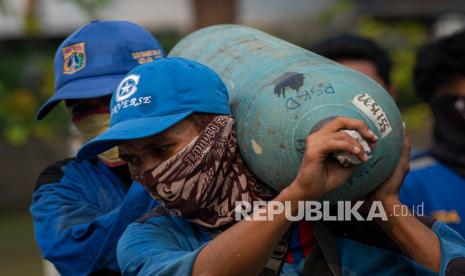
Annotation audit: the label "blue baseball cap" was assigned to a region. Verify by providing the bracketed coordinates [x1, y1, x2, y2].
[77, 57, 231, 160]
[36, 19, 165, 120]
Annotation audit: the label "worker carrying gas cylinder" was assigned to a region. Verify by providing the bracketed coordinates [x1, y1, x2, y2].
[77, 30, 465, 274]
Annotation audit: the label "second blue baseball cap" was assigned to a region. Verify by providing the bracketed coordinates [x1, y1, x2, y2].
[77, 57, 231, 160]
[36, 19, 165, 120]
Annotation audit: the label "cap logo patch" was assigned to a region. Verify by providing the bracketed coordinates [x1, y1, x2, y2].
[63, 42, 86, 74]
[116, 74, 140, 102]
[112, 74, 151, 116]
[132, 49, 162, 64]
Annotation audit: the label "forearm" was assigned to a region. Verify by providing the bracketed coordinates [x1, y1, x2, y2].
[377, 196, 441, 272]
[192, 185, 303, 276]
[191, 117, 375, 275]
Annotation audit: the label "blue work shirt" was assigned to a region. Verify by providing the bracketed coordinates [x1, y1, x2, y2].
[401, 153, 465, 237]
[30, 158, 157, 275]
[117, 207, 465, 275]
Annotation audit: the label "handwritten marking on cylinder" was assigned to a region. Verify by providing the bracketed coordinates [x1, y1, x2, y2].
[273, 72, 305, 98]
[352, 93, 392, 137]
[311, 82, 335, 95]
[284, 82, 336, 110]
[251, 139, 263, 155]
[286, 97, 301, 109]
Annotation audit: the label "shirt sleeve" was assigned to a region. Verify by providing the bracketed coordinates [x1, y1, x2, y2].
[30, 159, 157, 275]
[117, 216, 208, 276]
[433, 221, 465, 275]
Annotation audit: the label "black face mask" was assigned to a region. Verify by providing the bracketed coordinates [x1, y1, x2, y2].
[431, 95, 465, 178]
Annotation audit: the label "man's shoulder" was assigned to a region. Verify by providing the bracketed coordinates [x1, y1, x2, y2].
[409, 152, 439, 171]
[132, 206, 200, 236]
[401, 152, 464, 204]
[121, 206, 208, 254]
[407, 152, 461, 182]
[137, 206, 185, 225]
[402, 154, 440, 192]
[137, 205, 170, 223]
[34, 157, 99, 191]
[405, 153, 447, 184]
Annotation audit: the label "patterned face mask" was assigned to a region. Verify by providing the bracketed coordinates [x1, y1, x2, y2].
[140, 115, 275, 228]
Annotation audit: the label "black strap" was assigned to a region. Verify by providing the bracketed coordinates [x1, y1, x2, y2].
[260, 228, 293, 276]
[34, 158, 75, 191]
[302, 222, 341, 276]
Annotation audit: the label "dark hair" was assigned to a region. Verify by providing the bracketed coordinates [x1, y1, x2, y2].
[188, 113, 218, 131]
[414, 30, 465, 102]
[311, 34, 392, 86]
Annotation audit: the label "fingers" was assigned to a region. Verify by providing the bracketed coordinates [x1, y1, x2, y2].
[307, 130, 370, 162]
[321, 117, 378, 144]
[332, 131, 370, 162]
[304, 116, 378, 165]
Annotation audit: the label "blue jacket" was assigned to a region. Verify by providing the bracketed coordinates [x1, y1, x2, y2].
[400, 153, 465, 237]
[117, 207, 465, 276]
[30, 158, 157, 275]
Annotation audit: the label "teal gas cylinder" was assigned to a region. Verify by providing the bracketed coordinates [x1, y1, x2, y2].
[170, 25, 404, 201]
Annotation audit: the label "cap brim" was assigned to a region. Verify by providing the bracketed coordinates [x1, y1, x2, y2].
[77, 111, 194, 160]
[36, 74, 127, 120]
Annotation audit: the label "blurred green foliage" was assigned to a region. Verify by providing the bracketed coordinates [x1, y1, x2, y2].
[316, 1, 429, 107]
[356, 18, 428, 107]
[0, 33, 181, 145]
[0, 39, 67, 145]
[0, 0, 6, 14]
[355, 18, 432, 133]
[313, 0, 432, 135]
[318, 0, 354, 24]
[0, 0, 433, 145]
[401, 102, 432, 131]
